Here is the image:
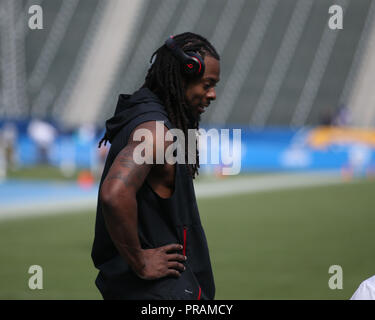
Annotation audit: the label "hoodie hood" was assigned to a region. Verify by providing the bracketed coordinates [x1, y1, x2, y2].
[99, 87, 166, 146]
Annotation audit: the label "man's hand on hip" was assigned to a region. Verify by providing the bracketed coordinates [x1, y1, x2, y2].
[135, 243, 187, 280]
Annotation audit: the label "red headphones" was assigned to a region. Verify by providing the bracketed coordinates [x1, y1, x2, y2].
[165, 36, 205, 78]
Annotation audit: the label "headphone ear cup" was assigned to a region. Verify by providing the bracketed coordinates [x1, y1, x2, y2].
[164, 37, 205, 78]
[184, 52, 205, 77]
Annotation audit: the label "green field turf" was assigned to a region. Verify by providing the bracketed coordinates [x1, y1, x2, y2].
[7, 165, 81, 181]
[1, 177, 375, 299]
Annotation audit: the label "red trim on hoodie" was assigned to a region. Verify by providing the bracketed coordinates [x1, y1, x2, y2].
[183, 227, 187, 256]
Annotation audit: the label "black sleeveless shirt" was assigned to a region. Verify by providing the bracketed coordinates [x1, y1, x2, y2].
[91, 88, 215, 300]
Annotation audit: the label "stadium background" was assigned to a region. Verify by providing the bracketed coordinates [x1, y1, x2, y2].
[1, 0, 375, 299]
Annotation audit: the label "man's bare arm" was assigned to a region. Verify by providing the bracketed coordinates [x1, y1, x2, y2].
[100, 121, 186, 280]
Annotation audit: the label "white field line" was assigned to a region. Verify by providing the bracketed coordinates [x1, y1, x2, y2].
[0, 196, 97, 221]
[194, 171, 347, 198]
[0, 172, 361, 221]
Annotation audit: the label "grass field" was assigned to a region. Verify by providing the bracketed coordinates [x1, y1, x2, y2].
[1, 176, 375, 299]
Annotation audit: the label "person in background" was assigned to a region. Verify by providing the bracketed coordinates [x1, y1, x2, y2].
[0, 122, 18, 178]
[27, 119, 56, 165]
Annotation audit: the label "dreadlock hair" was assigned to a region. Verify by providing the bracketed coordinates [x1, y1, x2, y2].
[143, 32, 220, 178]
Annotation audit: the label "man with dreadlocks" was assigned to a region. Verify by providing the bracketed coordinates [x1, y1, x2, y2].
[91, 32, 220, 300]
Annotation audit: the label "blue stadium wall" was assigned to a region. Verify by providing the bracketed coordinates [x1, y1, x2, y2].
[8, 125, 375, 175]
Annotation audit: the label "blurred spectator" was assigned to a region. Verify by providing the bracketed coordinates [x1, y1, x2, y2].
[76, 123, 99, 177]
[319, 105, 352, 127]
[319, 109, 334, 126]
[333, 105, 352, 127]
[0, 122, 18, 177]
[77, 123, 96, 144]
[27, 119, 57, 165]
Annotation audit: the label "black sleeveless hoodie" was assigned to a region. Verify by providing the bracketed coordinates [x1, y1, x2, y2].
[91, 87, 215, 300]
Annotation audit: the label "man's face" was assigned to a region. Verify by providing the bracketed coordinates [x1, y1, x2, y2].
[185, 55, 220, 122]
